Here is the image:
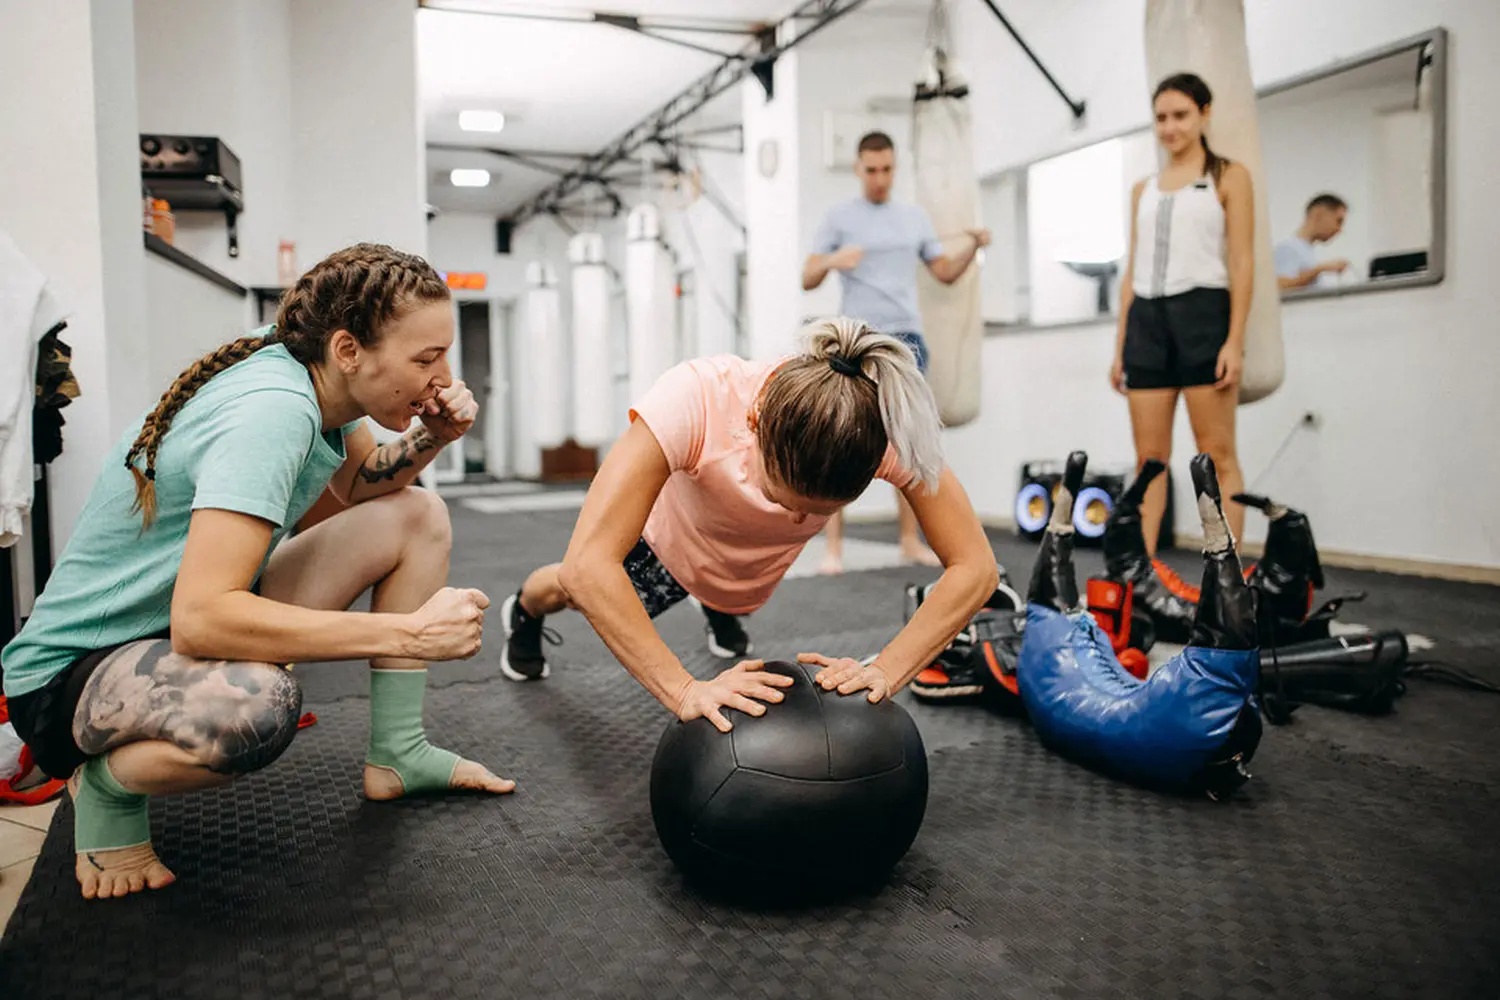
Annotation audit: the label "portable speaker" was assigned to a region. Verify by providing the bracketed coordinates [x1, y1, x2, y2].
[1015, 462, 1173, 549]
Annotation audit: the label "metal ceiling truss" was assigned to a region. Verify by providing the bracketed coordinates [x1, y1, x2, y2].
[427, 143, 589, 178]
[488, 0, 868, 227]
[425, 0, 1084, 227]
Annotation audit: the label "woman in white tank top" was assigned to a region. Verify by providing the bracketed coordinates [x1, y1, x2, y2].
[1111, 73, 1256, 551]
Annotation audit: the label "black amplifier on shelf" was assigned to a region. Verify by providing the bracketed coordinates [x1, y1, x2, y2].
[140, 134, 244, 255]
[140, 134, 242, 194]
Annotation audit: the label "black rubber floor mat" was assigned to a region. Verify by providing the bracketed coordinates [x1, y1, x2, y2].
[4, 636, 1497, 1000]
[3, 505, 1497, 999]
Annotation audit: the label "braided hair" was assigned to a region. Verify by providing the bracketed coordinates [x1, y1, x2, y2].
[126, 243, 449, 527]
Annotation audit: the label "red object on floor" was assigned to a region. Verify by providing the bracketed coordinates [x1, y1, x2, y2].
[0, 745, 67, 806]
[1153, 559, 1202, 603]
[1118, 648, 1150, 680]
[297, 712, 318, 729]
[1087, 577, 1135, 653]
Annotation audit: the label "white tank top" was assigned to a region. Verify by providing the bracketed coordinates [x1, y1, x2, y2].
[1131, 173, 1228, 299]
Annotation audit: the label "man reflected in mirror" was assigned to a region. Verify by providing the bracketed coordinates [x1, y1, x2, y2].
[1275, 193, 1348, 289]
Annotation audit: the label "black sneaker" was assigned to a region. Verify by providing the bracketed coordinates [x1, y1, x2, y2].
[499, 590, 560, 681]
[701, 606, 753, 660]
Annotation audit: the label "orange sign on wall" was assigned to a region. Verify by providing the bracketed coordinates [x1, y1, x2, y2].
[443, 271, 488, 291]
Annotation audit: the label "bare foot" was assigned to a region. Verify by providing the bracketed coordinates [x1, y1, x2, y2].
[68, 774, 175, 900]
[900, 542, 943, 567]
[820, 551, 844, 575]
[362, 760, 516, 801]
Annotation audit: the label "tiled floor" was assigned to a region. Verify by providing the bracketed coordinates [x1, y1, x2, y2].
[0, 799, 59, 931]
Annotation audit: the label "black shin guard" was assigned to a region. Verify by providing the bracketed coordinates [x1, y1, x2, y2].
[1188, 454, 1257, 652]
[1027, 451, 1087, 613]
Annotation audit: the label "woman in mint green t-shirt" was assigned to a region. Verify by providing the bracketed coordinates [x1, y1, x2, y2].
[1, 244, 511, 900]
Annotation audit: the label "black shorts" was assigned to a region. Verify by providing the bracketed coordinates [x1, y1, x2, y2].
[624, 537, 740, 619]
[4, 631, 169, 781]
[1123, 287, 1230, 390]
[624, 538, 694, 618]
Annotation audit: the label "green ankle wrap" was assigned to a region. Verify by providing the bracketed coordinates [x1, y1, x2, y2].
[73, 755, 151, 854]
[366, 669, 459, 794]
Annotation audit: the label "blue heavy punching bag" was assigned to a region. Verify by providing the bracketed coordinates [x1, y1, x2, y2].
[1018, 451, 1263, 800]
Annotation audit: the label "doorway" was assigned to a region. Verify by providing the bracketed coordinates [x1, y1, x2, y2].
[457, 300, 491, 477]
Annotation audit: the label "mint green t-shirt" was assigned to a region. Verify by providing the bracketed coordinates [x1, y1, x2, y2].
[1, 339, 357, 698]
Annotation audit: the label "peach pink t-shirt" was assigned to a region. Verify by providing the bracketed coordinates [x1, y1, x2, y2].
[629, 355, 913, 615]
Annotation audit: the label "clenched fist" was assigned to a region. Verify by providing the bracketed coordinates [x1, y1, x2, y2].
[404, 586, 489, 661]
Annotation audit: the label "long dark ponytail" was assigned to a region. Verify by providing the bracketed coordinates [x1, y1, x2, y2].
[1154, 72, 1226, 183]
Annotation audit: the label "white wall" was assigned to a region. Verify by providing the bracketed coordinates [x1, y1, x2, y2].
[133, 0, 295, 288]
[795, 7, 927, 325]
[137, 0, 426, 284]
[132, 0, 289, 405]
[743, 46, 803, 361]
[659, 147, 746, 359]
[143, 255, 256, 389]
[92, 0, 152, 436]
[134, 0, 244, 281]
[0, 0, 150, 545]
[979, 171, 1025, 323]
[948, 0, 1500, 569]
[289, 0, 426, 263]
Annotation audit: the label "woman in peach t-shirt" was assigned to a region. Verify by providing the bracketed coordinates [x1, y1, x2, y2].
[498, 317, 997, 732]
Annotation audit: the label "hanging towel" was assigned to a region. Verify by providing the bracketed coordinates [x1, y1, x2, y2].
[0, 230, 69, 547]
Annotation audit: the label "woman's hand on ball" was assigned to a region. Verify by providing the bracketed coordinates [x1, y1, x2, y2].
[676, 660, 794, 733]
[800, 653, 891, 703]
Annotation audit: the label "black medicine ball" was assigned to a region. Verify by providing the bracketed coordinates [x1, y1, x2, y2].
[649, 659, 929, 903]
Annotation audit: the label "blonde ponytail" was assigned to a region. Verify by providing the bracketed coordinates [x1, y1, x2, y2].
[756, 316, 945, 503]
[805, 317, 944, 492]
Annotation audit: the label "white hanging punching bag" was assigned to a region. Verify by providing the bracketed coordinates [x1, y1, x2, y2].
[913, 2, 983, 428]
[524, 261, 567, 451]
[569, 232, 614, 448]
[1145, 0, 1283, 404]
[625, 204, 679, 406]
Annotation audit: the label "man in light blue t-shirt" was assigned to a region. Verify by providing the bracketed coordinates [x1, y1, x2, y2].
[1275, 192, 1349, 290]
[803, 130, 989, 573]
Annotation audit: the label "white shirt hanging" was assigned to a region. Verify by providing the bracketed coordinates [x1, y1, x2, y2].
[0, 229, 68, 547]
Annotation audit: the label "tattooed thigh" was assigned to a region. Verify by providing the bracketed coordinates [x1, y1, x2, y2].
[72, 640, 304, 775]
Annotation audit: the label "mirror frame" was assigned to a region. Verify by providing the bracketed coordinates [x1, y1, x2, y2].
[982, 26, 1448, 334]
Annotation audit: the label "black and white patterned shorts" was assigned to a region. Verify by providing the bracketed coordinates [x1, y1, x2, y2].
[624, 538, 692, 619]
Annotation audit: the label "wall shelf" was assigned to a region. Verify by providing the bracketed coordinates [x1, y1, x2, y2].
[143, 233, 247, 296]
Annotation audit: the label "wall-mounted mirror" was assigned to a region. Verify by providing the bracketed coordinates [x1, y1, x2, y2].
[980, 27, 1447, 330]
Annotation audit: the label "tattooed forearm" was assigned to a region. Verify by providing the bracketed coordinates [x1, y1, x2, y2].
[358, 427, 440, 485]
[409, 425, 440, 453]
[359, 441, 416, 484]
